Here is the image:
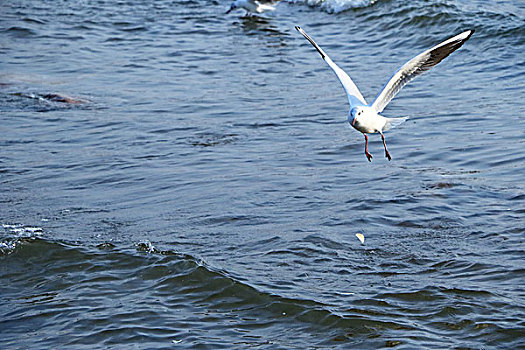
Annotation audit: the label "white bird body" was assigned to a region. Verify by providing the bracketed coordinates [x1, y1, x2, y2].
[350, 105, 388, 134]
[226, 0, 277, 15]
[295, 26, 474, 161]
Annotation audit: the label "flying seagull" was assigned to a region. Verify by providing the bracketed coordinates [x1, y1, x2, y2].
[226, 0, 279, 16]
[295, 26, 474, 162]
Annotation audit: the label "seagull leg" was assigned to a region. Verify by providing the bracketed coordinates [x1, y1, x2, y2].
[380, 132, 391, 161]
[364, 134, 373, 162]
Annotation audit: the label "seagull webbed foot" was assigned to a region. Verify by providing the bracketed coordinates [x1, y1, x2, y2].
[385, 151, 391, 161]
[365, 151, 373, 162]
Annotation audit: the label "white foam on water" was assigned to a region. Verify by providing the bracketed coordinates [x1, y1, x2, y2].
[1, 224, 44, 255]
[3, 223, 43, 236]
[136, 240, 157, 253]
[0, 240, 18, 254]
[289, 0, 377, 14]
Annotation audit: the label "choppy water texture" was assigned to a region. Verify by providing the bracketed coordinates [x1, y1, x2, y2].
[1, 0, 524, 348]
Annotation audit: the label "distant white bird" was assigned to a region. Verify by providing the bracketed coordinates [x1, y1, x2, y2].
[225, 0, 279, 16]
[295, 26, 474, 162]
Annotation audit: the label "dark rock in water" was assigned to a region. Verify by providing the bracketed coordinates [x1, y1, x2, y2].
[40, 93, 87, 104]
[96, 242, 116, 250]
[429, 182, 455, 189]
[10, 92, 88, 104]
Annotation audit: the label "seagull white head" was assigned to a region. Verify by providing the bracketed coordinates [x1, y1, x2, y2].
[349, 106, 365, 128]
[349, 106, 384, 134]
[295, 26, 474, 162]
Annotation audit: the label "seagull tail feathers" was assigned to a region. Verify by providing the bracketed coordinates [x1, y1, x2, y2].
[384, 117, 408, 131]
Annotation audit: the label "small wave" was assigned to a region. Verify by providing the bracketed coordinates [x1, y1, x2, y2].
[2, 237, 523, 348]
[135, 240, 158, 253]
[289, 0, 378, 14]
[1, 224, 45, 254]
[0, 239, 19, 255]
[2, 223, 43, 237]
[22, 17, 46, 25]
[189, 132, 239, 147]
[4, 26, 37, 37]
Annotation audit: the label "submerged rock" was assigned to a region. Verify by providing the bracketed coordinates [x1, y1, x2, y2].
[11, 92, 88, 104]
[40, 93, 87, 104]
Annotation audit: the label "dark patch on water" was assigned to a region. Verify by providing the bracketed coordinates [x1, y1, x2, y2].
[189, 132, 239, 147]
[10, 92, 88, 104]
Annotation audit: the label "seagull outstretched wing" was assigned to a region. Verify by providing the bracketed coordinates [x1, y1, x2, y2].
[371, 30, 474, 113]
[296, 26, 367, 108]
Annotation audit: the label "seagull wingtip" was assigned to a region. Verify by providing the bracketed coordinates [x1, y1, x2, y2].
[462, 29, 475, 40]
[295, 26, 301, 31]
[449, 29, 475, 44]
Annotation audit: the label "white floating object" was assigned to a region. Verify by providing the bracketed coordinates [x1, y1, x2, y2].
[355, 233, 365, 244]
[339, 292, 354, 296]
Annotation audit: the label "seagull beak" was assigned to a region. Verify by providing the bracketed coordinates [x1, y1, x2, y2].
[351, 118, 356, 126]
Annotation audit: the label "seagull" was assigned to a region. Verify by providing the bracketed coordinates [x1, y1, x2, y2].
[295, 26, 474, 162]
[225, 0, 279, 16]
